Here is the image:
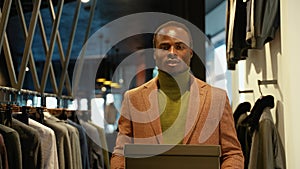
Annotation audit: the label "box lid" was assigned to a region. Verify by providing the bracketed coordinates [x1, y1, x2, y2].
[124, 144, 221, 157]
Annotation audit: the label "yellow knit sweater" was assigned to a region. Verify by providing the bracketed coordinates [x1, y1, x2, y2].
[157, 69, 191, 144]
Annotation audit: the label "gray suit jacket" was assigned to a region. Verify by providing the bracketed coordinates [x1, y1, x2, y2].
[44, 116, 73, 169]
[0, 124, 22, 169]
[11, 118, 43, 169]
[248, 107, 286, 169]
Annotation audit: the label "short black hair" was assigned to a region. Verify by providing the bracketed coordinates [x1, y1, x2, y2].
[153, 21, 193, 49]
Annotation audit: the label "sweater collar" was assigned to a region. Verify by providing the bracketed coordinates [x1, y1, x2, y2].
[157, 69, 191, 100]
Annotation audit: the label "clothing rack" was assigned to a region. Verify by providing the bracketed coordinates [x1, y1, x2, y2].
[257, 80, 278, 96]
[238, 89, 254, 94]
[0, 86, 73, 107]
[257, 80, 278, 85]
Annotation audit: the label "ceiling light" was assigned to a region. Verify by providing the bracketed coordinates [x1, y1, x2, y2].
[25, 67, 30, 72]
[110, 82, 121, 88]
[81, 0, 90, 3]
[103, 81, 112, 85]
[96, 78, 106, 83]
[101, 86, 107, 92]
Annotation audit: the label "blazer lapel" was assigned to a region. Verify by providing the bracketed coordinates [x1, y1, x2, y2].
[141, 77, 163, 143]
[183, 77, 208, 144]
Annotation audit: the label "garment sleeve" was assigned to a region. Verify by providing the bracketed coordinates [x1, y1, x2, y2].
[255, 119, 286, 169]
[110, 91, 133, 169]
[220, 96, 245, 169]
[0, 134, 9, 169]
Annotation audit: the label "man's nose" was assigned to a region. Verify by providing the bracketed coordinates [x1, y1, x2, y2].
[168, 46, 177, 58]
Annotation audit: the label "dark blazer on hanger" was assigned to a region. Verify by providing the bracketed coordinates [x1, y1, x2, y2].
[234, 102, 251, 169]
[11, 118, 43, 169]
[0, 124, 22, 169]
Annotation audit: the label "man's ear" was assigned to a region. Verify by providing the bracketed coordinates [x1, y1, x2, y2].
[189, 49, 193, 58]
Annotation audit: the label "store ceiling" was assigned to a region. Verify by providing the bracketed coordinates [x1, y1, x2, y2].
[5, 0, 224, 62]
[1, 0, 225, 92]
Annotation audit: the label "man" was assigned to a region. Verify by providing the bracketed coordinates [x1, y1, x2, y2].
[110, 21, 244, 169]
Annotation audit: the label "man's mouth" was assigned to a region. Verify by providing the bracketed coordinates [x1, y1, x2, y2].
[166, 59, 180, 67]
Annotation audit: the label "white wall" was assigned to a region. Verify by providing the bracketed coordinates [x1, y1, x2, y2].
[280, 0, 300, 168]
[231, 0, 300, 167]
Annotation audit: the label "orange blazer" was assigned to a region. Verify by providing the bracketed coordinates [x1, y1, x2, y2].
[111, 75, 244, 169]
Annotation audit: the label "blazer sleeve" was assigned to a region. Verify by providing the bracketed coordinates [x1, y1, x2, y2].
[110, 91, 133, 169]
[220, 95, 245, 169]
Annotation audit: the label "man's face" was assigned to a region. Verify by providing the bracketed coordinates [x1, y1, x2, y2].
[154, 25, 193, 75]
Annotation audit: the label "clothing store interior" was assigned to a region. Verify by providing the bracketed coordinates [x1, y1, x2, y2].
[0, 0, 299, 168]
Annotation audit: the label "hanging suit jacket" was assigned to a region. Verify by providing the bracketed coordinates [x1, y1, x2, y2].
[111, 75, 244, 169]
[236, 113, 252, 169]
[246, 0, 280, 49]
[0, 134, 9, 169]
[248, 107, 286, 169]
[0, 125, 20, 169]
[226, 0, 250, 70]
[11, 119, 43, 169]
[226, 0, 280, 69]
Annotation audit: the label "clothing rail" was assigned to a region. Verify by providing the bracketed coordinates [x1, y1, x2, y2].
[0, 85, 73, 100]
[257, 80, 278, 96]
[238, 90, 254, 94]
[257, 80, 278, 85]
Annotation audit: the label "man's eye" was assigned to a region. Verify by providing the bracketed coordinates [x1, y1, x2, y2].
[175, 45, 182, 50]
[176, 45, 185, 50]
[160, 45, 170, 50]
